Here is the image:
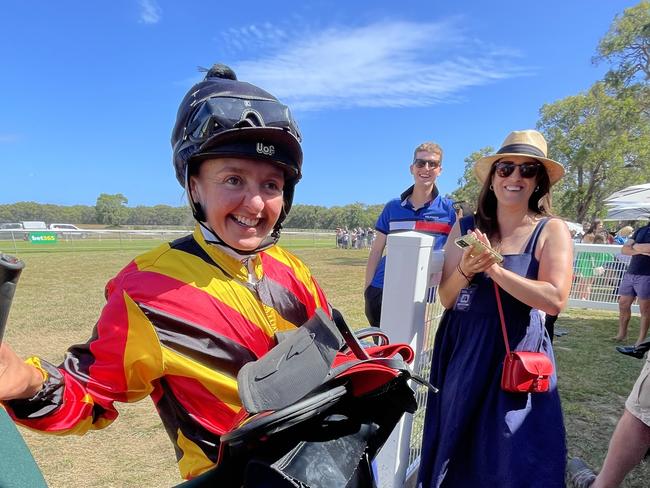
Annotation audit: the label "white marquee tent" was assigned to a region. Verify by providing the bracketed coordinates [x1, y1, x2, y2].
[604, 183, 650, 221]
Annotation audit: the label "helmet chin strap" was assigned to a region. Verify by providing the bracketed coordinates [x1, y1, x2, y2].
[197, 220, 280, 255]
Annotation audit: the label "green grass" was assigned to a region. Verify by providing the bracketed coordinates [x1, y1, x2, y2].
[553, 308, 649, 487]
[2, 247, 649, 486]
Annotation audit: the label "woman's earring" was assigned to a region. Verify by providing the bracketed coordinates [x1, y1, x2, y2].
[489, 184, 494, 191]
[535, 185, 540, 192]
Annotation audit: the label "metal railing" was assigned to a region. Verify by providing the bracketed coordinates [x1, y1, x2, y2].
[407, 287, 444, 477]
[0, 229, 188, 254]
[0, 229, 337, 255]
[569, 243, 639, 313]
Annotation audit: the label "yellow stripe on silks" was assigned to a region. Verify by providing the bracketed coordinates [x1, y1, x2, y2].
[24, 357, 48, 383]
[176, 428, 215, 479]
[272, 310, 300, 333]
[139, 248, 279, 339]
[89, 409, 114, 430]
[57, 394, 114, 434]
[161, 347, 241, 411]
[123, 293, 164, 402]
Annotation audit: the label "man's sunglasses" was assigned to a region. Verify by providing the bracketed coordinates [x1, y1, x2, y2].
[494, 161, 541, 179]
[413, 159, 441, 169]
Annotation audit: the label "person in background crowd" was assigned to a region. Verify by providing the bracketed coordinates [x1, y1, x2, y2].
[341, 228, 350, 249]
[589, 233, 615, 300]
[614, 225, 634, 245]
[613, 221, 650, 351]
[363, 142, 455, 327]
[586, 219, 604, 239]
[418, 129, 572, 487]
[0, 64, 331, 481]
[574, 233, 596, 300]
[582, 232, 595, 243]
[586, 219, 614, 244]
[357, 227, 366, 249]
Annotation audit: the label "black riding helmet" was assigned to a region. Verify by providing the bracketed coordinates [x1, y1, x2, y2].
[171, 64, 303, 253]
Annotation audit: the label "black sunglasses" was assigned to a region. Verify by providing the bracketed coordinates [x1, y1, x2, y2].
[413, 159, 440, 169]
[494, 161, 541, 179]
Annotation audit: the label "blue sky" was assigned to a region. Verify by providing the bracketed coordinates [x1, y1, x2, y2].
[1, 0, 639, 208]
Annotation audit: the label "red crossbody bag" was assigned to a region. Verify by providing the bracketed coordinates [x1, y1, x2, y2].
[494, 282, 554, 393]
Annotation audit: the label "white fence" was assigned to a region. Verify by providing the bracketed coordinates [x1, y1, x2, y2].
[378, 232, 445, 488]
[0, 229, 188, 255]
[0, 229, 336, 255]
[569, 242, 639, 313]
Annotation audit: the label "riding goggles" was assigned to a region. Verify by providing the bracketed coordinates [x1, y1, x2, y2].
[184, 97, 301, 144]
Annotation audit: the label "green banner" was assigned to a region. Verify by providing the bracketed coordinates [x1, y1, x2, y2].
[28, 231, 58, 244]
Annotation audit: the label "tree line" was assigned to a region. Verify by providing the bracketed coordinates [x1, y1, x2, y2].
[0, 195, 193, 228]
[0, 195, 385, 230]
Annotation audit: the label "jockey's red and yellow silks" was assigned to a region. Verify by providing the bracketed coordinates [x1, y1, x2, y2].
[4, 227, 329, 479]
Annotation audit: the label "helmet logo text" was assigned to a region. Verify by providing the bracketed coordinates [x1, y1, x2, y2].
[256, 143, 275, 156]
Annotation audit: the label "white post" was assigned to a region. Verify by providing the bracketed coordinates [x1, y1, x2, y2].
[375, 231, 444, 487]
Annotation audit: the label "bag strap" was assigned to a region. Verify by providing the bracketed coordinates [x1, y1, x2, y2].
[493, 281, 511, 356]
[523, 217, 550, 255]
[494, 219, 551, 353]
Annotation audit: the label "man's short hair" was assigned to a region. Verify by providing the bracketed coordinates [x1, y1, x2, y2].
[413, 142, 443, 164]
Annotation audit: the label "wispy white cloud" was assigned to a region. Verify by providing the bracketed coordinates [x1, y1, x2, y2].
[218, 23, 288, 53]
[0, 133, 19, 143]
[219, 19, 531, 111]
[138, 0, 161, 25]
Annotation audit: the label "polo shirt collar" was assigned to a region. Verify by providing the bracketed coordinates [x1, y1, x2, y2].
[400, 184, 439, 208]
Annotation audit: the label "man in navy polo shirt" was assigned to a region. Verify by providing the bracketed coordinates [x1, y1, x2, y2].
[364, 142, 456, 327]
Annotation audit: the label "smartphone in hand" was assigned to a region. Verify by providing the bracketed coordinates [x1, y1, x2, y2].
[454, 234, 504, 263]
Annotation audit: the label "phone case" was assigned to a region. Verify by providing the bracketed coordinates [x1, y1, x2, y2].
[454, 235, 504, 263]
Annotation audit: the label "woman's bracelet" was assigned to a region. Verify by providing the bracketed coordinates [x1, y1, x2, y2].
[457, 263, 473, 285]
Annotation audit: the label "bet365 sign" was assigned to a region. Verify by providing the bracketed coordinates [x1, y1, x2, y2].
[28, 232, 58, 244]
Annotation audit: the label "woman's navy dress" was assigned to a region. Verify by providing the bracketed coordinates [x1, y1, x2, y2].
[417, 218, 566, 488]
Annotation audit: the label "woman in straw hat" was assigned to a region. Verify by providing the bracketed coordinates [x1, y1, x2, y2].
[418, 130, 573, 487]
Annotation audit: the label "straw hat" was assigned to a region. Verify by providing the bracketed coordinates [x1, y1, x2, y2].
[474, 130, 565, 185]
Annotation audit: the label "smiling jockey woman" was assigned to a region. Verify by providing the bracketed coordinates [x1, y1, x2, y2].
[0, 64, 331, 481]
